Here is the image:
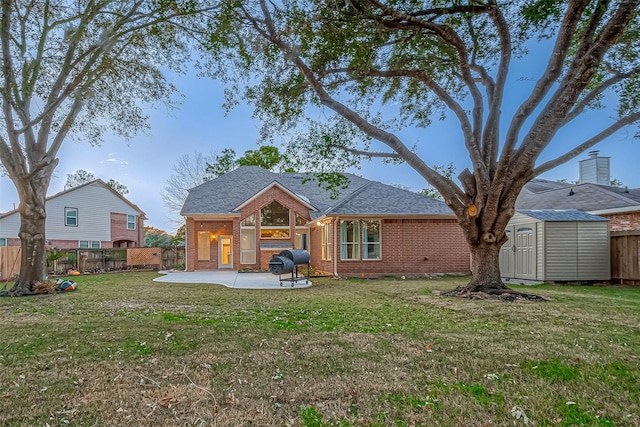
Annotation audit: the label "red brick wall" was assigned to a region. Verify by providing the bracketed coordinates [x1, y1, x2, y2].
[4, 238, 20, 247]
[309, 225, 333, 275]
[240, 186, 311, 270]
[310, 218, 470, 277]
[185, 218, 234, 271]
[110, 213, 142, 247]
[603, 211, 640, 232]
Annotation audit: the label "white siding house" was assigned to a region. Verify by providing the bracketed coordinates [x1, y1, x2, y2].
[0, 180, 145, 248]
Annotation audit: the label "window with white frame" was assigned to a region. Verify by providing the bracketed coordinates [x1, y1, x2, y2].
[362, 220, 381, 260]
[321, 222, 332, 260]
[340, 220, 360, 260]
[260, 201, 290, 238]
[65, 207, 78, 226]
[294, 214, 309, 250]
[79, 240, 101, 248]
[127, 215, 136, 230]
[240, 214, 256, 264]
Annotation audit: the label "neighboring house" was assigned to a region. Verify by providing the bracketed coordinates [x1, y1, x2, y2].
[516, 152, 640, 232]
[180, 166, 470, 277]
[0, 179, 145, 249]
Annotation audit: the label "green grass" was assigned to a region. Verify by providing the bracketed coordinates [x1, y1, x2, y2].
[0, 272, 639, 426]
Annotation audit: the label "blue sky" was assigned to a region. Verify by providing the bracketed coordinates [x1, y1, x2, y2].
[1, 54, 639, 234]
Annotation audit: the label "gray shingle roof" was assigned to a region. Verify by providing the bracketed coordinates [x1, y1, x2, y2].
[181, 166, 453, 218]
[517, 209, 609, 222]
[517, 180, 640, 212]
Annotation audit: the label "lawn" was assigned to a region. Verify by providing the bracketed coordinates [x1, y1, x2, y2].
[0, 272, 638, 426]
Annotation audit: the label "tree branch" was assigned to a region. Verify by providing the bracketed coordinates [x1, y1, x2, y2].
[502, 1, 589, 156]
[534, 111, 640, 176]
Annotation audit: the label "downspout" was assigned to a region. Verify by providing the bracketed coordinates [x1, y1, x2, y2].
[333, 217, 338, 277]
[184, 217, 188, 271]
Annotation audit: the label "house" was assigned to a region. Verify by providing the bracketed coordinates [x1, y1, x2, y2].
[499, 210, 610, 283]
[180, 166, 470, 277]
[0, 179, 145, 249]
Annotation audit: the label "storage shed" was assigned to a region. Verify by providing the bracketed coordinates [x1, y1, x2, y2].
[500, 210, 610, 282]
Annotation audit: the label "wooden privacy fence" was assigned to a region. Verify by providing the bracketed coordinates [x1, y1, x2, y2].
[610, 231, 640, 285]
[0, 246, 185, 280]
[0, 246, 21, 281]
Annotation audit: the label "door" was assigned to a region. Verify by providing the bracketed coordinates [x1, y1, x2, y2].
[219, 236, 233, 269]
[499, 227, 515, 278]
[514, 226, 536, 280]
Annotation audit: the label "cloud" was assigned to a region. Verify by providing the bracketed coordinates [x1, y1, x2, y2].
[101, 156, 129, 167]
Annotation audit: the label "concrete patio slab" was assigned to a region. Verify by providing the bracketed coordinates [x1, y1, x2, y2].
[153, 270, 312, 289]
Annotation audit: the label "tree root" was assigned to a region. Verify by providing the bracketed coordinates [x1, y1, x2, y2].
[442, 285, 551, 302]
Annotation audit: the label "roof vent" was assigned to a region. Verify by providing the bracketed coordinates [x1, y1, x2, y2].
[568, 188, 575, 196]
[293, 173, 303, 179]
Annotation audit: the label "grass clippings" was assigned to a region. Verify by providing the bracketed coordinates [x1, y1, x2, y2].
[0, 272, 638, 426]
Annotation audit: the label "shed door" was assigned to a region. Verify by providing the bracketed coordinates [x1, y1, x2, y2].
[499, 227, 515, 278]
[515, 226, 536, 280]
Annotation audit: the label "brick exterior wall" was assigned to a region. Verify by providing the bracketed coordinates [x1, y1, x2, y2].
[239, 186, 311, 271]
[602, 211, 640, 232]
[110, 213, 143, 247]
[185, 218, 235, 271]
[309, 218, 470, 277]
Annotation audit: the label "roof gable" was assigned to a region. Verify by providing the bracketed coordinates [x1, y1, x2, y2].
[0, 179, 144, 219]
[234, 181, 318, 212]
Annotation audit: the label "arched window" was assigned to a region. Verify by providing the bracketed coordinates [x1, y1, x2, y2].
[260, 201, 290, 238]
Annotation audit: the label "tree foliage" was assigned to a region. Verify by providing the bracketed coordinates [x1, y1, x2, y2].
[63, 169, 128, 195]
[204, 145, 289, 177]
[205, 0, 640, 295]
[64, 169, 96, 189]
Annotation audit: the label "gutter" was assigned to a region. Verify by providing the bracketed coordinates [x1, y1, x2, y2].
[333, 217, 338, 277]
[588, 205, 640, 215]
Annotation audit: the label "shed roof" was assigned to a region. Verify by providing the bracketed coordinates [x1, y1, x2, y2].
[516, 209, 609, 222]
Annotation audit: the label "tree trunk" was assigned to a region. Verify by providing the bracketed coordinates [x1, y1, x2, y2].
[9, 184, 48, 296]
[465, 243, 510, 293]
[443, 241, 547, 301]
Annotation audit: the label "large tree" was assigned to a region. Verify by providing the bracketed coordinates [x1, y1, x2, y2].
[205, 0, 640, 297]
[0, 0, 214, 295]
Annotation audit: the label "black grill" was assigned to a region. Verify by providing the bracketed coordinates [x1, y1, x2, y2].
[268, 255, 294, 275]
[269, 249, 310, 287]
